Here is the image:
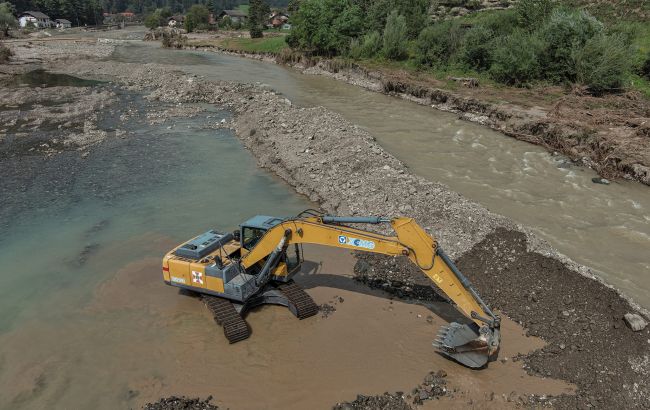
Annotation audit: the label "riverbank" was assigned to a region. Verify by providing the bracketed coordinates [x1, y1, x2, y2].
[3, 38, 649, 409]
[181, 38, 650, 187]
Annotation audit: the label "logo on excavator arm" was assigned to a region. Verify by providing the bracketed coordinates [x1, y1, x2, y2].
[338, 235, 375, 250]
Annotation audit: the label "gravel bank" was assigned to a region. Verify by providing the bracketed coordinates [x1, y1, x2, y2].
[9, 39, 649, 408]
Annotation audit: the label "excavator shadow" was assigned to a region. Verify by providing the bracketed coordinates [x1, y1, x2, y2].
[293, 260, 472, 327]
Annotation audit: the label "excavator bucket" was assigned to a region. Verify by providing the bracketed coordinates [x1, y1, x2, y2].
[433, 322, 492, 368]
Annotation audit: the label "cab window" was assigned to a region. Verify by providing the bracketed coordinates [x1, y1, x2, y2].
[242, 227, 265, 251]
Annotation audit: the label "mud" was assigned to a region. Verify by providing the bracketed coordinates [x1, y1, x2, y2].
[0, 245, 572, 409]
[3, 38, 648, 408]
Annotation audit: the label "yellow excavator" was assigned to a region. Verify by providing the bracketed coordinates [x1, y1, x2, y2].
[162, 210, 500, 368]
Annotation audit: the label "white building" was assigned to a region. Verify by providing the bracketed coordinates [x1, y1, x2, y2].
[55, 19, 72, 29]
[19, 11, 53, 28]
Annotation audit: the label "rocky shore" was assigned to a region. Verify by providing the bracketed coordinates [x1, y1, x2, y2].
[3, 39, 649, 408]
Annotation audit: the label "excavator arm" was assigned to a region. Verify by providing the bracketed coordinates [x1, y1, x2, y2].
[241, 215, 500, 368]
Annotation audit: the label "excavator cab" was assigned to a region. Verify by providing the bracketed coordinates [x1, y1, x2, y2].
[238, 215, 303, 275]
[239, 215, 284, 251]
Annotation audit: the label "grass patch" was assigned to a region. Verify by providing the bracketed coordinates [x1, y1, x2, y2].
[218, 35, 289, 54]
[628, 74, 650, 98]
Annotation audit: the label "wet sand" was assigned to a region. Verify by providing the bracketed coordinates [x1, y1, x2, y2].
[0, 244, 573, 409]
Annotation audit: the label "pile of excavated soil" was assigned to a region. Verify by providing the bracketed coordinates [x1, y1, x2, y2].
[355, 230, 650, 409]
[333, 370, 448, 409]
[143, 396, 218, 410]
[34, 49, 649, 408]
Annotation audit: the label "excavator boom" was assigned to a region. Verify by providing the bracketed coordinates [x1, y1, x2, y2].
[241, 215, 500, 368]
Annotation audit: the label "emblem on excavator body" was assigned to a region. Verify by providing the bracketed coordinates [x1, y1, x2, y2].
[192, 271, 204, 284]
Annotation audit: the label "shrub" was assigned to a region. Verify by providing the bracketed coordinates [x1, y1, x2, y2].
[366, 0, 429, 39]
[489, 30, 543, 85]
[161, 31, 188, 48]
[538, 9, 603, 83]
[360, 31, 382, 57]
[348, 37, 361, 58]
[0, 2, 18, 37]
[382, 11, 408, 60]
[221, 15, 232, 28]
[0, 42, 12, 63]
[473, 9, 519, 37]
[458, 25, 494, 70]
[573, 33, 630, 93]
[415, 21, 462, 67]
[641, 51, 650, 80]
[515, 0, 554, 30]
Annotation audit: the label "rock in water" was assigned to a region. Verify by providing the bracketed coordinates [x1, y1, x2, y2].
[623, 313, 648, 331]
[591, 177, 610, 185]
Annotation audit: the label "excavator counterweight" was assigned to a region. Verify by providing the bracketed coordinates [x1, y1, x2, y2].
[163, 210, 500, 368]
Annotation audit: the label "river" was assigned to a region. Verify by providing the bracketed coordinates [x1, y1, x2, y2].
[0, 30, 643, 408]
[107, 38, 650, 309]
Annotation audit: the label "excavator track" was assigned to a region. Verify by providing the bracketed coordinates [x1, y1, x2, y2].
[202, 295, 250, 343]
[278, 282, 319, 319]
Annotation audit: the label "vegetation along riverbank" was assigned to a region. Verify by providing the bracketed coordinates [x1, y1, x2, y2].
[174, 0, 650, 185]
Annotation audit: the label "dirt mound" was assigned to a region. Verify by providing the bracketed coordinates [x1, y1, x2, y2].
[332, 370, 448, 409]
[333, 393, 412, 410]
[355, 229, 650, 409]
[143, 396, 218, 410]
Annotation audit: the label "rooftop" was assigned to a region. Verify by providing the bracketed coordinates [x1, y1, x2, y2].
[22, 11, 50, 19]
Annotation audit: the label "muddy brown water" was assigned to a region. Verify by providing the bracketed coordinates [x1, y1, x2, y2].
[106, 38, 650, 310]
[0, 244, 573, 409]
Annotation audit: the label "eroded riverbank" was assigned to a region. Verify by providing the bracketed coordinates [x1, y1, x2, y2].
[1, 38, 649, 409]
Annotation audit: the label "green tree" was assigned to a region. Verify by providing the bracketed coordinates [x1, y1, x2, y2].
[0, 2, 18, 37]
[144, 9, 163, 28]
[286, 0, 362, 56]
[382, 10, 407, 60]
[366, 0, 427, 39]
[287, 0, 300, 13]
[248, 0, 270, 38]
[184, 4, 209, 32]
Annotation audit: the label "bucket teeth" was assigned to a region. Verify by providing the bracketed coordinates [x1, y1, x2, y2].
[433, 322, 490, 369]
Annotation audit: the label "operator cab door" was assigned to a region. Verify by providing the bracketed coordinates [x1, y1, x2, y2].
[241, 226, 266, 251]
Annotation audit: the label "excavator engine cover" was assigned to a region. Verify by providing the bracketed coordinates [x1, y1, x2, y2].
[173, 230, 233, 260]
